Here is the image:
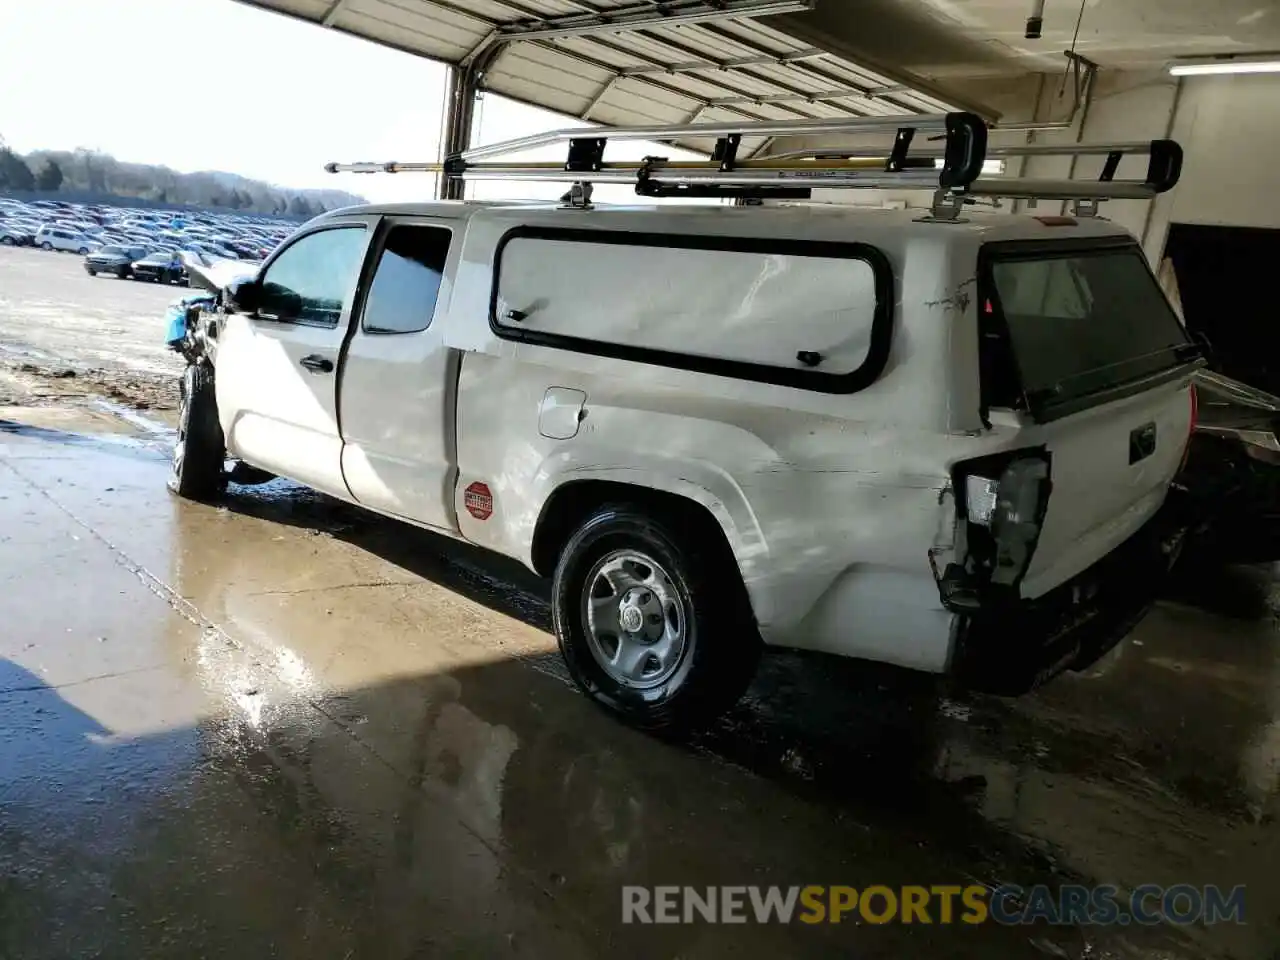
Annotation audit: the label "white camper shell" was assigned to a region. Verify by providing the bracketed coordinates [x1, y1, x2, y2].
[171, 113, 1201, 730]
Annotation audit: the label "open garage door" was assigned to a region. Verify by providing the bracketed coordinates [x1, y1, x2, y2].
[1165, 223, 1280, 396]
[230, 0, 968, 164]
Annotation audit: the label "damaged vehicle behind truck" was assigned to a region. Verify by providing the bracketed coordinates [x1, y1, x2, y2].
[167, 114, 1201, 731]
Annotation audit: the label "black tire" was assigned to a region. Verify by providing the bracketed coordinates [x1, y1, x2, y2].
[77, 247, 88, 255]
[86, 268, 97, 276]
[40, 242, 52, 251]
[117, 267, 129, 279]
[552, 504, 760, 734]
[1, 236, 14, 246]
[168, 362, 226, 500]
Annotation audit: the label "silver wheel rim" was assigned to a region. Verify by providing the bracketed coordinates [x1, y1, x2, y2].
[582, 549, 689, 689]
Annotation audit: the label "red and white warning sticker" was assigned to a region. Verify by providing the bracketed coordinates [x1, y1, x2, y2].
[463, 481, 494, 521]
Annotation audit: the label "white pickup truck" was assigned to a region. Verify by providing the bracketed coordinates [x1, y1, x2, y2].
[171, 192, 1200, 731]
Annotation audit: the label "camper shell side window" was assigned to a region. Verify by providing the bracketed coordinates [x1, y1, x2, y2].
[488, 225, 896, 395]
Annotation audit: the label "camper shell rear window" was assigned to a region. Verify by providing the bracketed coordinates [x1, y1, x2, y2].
[978, 237, 1200, 421]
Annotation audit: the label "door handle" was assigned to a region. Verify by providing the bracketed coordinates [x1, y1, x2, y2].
[299, 354, 334, 374]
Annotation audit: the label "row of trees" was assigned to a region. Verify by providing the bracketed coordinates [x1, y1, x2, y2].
[0, 139, 362, 216]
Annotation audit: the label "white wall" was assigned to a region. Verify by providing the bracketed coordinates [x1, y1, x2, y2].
[762, 69, 1280, 263]
[1022, 70, 1280, 260]
[1013, 70, 1181, 247]
[1144, 73, 1280, 257]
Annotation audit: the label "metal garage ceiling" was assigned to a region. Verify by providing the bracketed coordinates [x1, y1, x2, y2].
[769, 0, 1280, 80]
[232, 0, 967, 158]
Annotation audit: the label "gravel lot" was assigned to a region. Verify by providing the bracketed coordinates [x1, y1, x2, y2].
[0, 245, 185, 416]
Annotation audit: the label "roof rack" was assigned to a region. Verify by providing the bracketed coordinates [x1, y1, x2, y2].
[324, 114, 1183, 215]
[326, 112, 989, 203]
[769, 138, 1184, 203]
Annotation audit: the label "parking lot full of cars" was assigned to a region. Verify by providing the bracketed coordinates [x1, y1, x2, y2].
[0, 196, 292, 285]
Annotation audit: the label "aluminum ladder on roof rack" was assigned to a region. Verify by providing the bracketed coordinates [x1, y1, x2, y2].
[326, 112, 991, 202]
[769, 138, 1184, 214]
[323, 112, 1183, 216]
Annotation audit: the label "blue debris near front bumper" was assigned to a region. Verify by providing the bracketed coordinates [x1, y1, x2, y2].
[164, 294, 216, 350]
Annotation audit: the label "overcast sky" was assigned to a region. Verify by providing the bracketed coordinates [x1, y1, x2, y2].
[0, 0, 458, 201]
[0, 0, 701, 205]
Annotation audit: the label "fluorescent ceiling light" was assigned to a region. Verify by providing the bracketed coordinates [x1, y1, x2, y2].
[1169, 58, 1280, 76]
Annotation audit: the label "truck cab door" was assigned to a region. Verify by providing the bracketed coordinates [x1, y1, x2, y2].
[338, 218, 460, 531]
[215, 221, 372, 500]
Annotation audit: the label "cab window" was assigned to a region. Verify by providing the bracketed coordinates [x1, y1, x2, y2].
[258, 226, 367, 327]
[361, 225, 453, 334]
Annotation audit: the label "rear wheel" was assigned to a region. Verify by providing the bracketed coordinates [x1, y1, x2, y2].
[552, 505, 760, 734]
[117, 267, 129, 278]
[77, 247, 88, 255]
[1, 236, 14, 246]
[168, 362, 226, 500]
[40, 242, 52, 251]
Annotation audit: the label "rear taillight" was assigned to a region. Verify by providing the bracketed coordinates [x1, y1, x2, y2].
[955, 450, 1052, 592]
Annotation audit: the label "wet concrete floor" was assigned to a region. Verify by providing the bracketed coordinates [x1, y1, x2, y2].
[2, 407, 1279, 959]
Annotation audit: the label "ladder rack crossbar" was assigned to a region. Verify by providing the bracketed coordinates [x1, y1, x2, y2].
[966, 177, 1163, 201]
[323, 112, 1184, 210]
[458, 113, 956, 163]
[771, 140, 1161, 161]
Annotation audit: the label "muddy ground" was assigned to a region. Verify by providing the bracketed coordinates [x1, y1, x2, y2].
[0, 245, 182, 419]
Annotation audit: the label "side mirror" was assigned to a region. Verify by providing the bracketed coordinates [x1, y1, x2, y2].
[225, 278, 261, 315]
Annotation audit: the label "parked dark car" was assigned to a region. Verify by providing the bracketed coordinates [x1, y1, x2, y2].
[84, 244, 148, 278]
[0, 225, 33, 246]
[131, 251, 187, 285]
[1178, 370, 1280, 563]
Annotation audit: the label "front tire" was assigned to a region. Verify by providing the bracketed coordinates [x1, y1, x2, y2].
[86, 268, 97, 276]
[552, 505, 760, 734]
[168, 362, 226, 500]
[40, 242, 52, 251]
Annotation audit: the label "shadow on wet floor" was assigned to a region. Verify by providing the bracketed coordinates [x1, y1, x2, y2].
[1165, 554, 1280, 620]
[212, 479, 1279, 927]
[0, 651, 1214, 960]
[227, 478, 554, 627]
[216, 477, 1280, 819]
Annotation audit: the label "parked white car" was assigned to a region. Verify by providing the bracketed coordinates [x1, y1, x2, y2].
[169, 195, 1201, 731]
[35, 225, 99, 254]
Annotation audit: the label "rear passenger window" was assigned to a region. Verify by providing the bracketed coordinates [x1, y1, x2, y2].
[361, 225, 452, 334]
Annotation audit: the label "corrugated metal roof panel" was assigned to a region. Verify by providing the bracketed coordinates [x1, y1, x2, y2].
[233, 0, 964, 158]
[491, 42, 616, 114]
[335, 1, 486, 61]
